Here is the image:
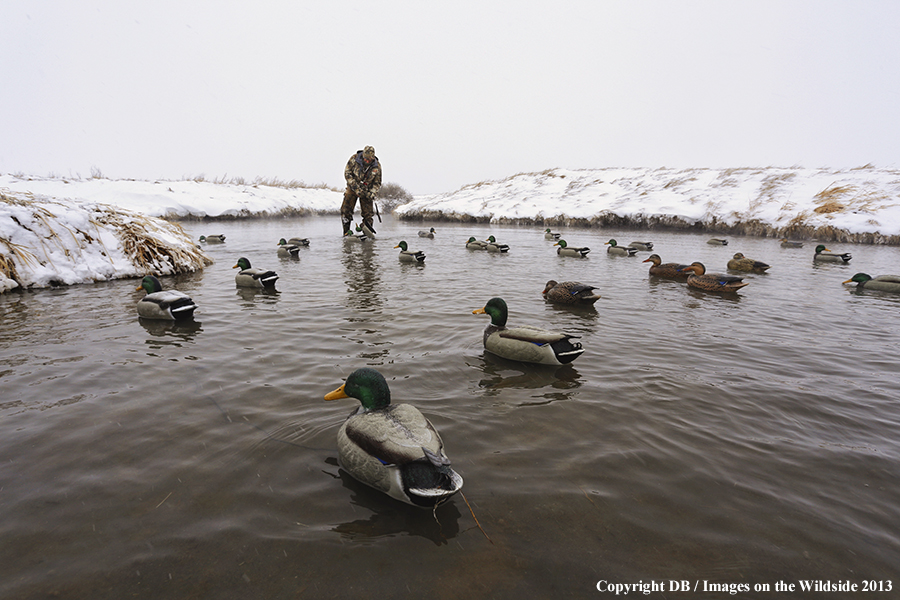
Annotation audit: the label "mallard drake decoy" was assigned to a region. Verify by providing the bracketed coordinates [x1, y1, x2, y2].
[358, 222, 377, 238]
[814, 244, 851, 263]
[681, 262, 748, 292]
[465, 236, 488, 250]
[843, 273, 900, 293]
[277, 238, 301, 257]
[324, 368, 463, 507]
[554, 240, 590, 257]
[135, 275, 197, 320]
[394, 240, 425, 263]
[542, 280, 600, 305]
[343, 223, 369, 242]
[727, 252, 770, 273]
[605, 239, 637, 256]
[628, 241, 654, 251]
[233, 257, 278, 288]
[199, 234, 225, 243]
[287, 237, 310, 247]
[642, 254, 690, 278]
[707, 238, 728, 246]
[484, 235, 510, 253]
[473, 297, 584, 365]
[417, 227, 436, 238]
[544, 228, 561, 240]
[780, 238, 803, 248]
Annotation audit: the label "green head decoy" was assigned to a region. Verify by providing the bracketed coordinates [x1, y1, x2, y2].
[325, 367, 392, 411]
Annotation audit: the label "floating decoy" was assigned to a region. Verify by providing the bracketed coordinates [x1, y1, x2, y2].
[727, 252, 771, 273]
[343, 223, 369, 242]
[642, 254, 690, 278]
[353, 222, 376, 238]
[484, 236, 510, 253]
[287, 237, 310, 247]
[707, 238, 728, 246]
[473, 297, 584, 365]
[554, 240, 591, 257]
[780, 238, 804, 248]
[843, 273, 900, 293]
[628, 241, 654, 251]
[814, 245, 851, 263]
[605, 239, 637, 256]
[680, 262, 748, 292]
[135, 275, 197, 320]
[465, 236, 488, 250]
[394, 240, 425, 263]
[418, 227, 436, 238]
[233, 257, 278, 288]
[324, 367, 463, 507]
[199, 234, 225, 243]
[544, 228, 561, 240]
[277, 238, 301, 257]
[542, 280, 600, 305]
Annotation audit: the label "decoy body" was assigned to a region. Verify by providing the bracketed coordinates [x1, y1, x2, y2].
[727, 252, 771, 273]
[233, 257, 278, 288]
[843, 273, 900, 293]
[554, 240, 590, 257]
[814, 245, 851, 263]
[544, 228, 561, 240]
[681, 262, 748, 292]
[358, 222, 377, 238]
[199, 234, 225, 243]
[287, 237, 310, 247]
[628, 241, 654, 251]
[780, 238, 804, 248]
[394, 240, 426, 263]
[473, 297, 584, 365]
[135, 275, 197, 320]
[417, 227, 436, 238]
[484, 236, 510, 253]
[642, 254, 690, 278]
[707, 238, 728, 246]
[324, 368, 463, 507]
[465, 236, 488, 250]
[343, 223, 369, 242]
[605, 239, 638, 256]
[277, 238, 301, 257]
[542, 280, 600, 305]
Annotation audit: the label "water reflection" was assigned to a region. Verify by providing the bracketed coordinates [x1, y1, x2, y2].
[235, 287, 280, 304]
[329, 468, 462, 546]
[341, 242, 382, 314]
[471, 352, 583, 399]
[137, 317, 203, 339]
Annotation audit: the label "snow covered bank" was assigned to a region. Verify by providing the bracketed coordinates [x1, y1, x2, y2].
[0, 174, 343, 220]
[395, 166, 900, 244]
[1, 190, 212, 292]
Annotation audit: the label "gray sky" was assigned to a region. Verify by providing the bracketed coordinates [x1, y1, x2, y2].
[2, 1, 898, 195]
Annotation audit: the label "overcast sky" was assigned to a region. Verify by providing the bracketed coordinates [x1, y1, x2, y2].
[2, 1, 898, 195]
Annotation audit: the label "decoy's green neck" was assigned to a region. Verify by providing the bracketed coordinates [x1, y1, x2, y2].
[483, 297, 508, 327]
[344, 368, 392, 410]
[140, 275, 163, 293]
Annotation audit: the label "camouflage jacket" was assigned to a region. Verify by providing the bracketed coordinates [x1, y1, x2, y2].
[344, 151, 382, 198]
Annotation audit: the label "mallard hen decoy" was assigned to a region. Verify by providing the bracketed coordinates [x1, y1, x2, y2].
[642, 254, 690, 278]
[780, 238, 803, 248]
[324, 368, 463, 507]
[465, 236, 488, 250]
[542, 280, 600, 305]
[417, 227, 436, 238]
[554, 240, 590, 257]
[277, 238, 301, 257]
[484, 235, 510, 253]
[233, 257, 278, 288]
[727, 252, 770, 273]
[199, 234, 225, 243]
[681, 262, 748, 292]
[707, 238, 728, 246]
[473, 297, 584, 365]
[814, 245, 851, 263]
[605, 239, 637, 256]
[843, 273, 900, 293]
[544, 228, 561, 240]
[628, 241, 654, 251]
[394, 240, 425, 263]
[135, 275, 197, 320]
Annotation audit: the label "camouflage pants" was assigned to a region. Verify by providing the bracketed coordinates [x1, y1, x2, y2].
[341, 188, 375, 231]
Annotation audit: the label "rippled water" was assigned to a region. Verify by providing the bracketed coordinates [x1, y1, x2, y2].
[2, 215, 898, 599]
